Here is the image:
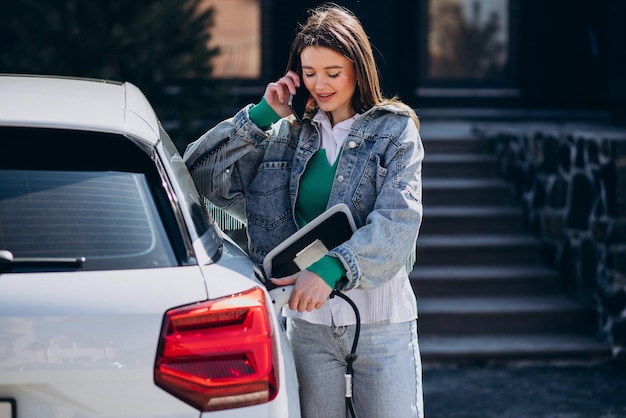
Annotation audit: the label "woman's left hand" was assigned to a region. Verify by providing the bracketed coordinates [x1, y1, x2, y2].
[270, 270, 332, 313]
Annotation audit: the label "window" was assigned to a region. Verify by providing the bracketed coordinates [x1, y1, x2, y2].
[421, 0, 518, 97]
[202, 0, 261, 78]
[0, 170, 178, 271]
[428, 0, 509, 80]
[0, 127, 188, 272]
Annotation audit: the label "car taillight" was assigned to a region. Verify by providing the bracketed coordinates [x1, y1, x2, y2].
[154, 287, 278, 411]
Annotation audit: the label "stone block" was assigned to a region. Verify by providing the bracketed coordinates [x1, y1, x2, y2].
[611, 316, 626, 346]
[616, 164, 626, 217]
[580, 238, 598, 292]
[608, 246, 626, 275]
[601, 287, 626, 316]
[548, 175, 568, 208]
[558, 142, 572, 173]
[575, 139, 586, 168]
[558, 239, 578, 292]
[567, 173, 595, 230]
[590, 218, 611, 242]
[540, 135, 560, 174]
[541, 212, 565, 240]
[608, 218, 626, 243]
[588, 140, 600, 165]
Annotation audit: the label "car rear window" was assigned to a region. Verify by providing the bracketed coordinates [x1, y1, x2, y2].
[0, 169, 178, 271]
[0, 126, 200, 271]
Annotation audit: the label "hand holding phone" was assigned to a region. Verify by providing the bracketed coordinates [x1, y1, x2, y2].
[288, 84, 309, 123]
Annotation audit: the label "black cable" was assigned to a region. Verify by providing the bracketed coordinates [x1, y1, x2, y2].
[331, 290, 360, 418]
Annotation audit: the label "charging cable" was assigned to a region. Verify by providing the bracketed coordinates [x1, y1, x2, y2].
[331, 290, 360, 418]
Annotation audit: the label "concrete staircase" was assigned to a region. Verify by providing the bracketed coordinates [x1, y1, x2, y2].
[412, 121, 610, 364]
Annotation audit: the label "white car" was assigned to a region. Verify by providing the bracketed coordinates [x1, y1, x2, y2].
[0, 74, 300, 417]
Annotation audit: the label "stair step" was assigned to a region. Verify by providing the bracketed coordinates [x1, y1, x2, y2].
[417, 296, 597, 335]
[424, 153, 496, 178]
[423, 178, 514, 206]
[419, 334, 611, 363]
[416, 235, 544, 266]
[421, 137, 491, 154]
[410, 265, 562, 297]
[421, 206, 525, 235]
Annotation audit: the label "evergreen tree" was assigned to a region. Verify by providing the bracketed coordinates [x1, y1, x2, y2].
[0, 0, 228, 150]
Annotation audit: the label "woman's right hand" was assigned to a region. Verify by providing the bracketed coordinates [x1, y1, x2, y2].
[270, 269, 332, 313]
[263, 70, 301, 118]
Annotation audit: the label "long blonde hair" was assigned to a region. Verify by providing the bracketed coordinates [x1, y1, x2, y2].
[286, 4, 419, 129]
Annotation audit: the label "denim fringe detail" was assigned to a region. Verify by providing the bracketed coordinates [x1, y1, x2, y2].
[206, 199, 244, 231]
[190, 143, 244, 231]
[405, 246, 417, 274]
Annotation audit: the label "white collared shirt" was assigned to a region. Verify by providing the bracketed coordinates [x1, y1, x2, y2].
[312, 109, 360, 165]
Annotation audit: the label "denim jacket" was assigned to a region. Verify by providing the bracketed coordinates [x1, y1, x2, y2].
[184, 103, 423, 293]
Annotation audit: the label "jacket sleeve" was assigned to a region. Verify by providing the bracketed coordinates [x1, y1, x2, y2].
[182, 105, 270, 223]
[332, 114, 424, 291]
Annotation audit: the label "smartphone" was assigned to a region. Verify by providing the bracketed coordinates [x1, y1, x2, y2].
[288, 84, 309, 123]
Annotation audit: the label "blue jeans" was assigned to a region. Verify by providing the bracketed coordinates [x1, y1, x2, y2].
[286, 318, 424, 418]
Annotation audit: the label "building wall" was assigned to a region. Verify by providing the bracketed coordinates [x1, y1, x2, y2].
[261, 0, 626, 117]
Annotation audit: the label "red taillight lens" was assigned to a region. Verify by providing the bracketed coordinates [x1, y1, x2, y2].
[154, 287, 278, 411]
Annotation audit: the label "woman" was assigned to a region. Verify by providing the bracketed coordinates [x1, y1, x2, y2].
[184, 5, 424, 417]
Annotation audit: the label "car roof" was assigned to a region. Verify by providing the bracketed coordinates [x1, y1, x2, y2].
[0, 74, 160, 145]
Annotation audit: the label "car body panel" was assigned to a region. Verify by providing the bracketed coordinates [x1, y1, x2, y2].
[0, 266, 205, 416]
[0, 75, 159, 144]
[0, 258, 299, 417]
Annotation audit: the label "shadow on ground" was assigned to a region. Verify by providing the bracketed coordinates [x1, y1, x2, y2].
[423, 361, 626, 418]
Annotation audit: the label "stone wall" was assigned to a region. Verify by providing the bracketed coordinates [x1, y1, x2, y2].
[474, 122, 626, 360]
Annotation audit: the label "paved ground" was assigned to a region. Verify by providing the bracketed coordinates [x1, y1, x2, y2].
[422, 360, 626, 418]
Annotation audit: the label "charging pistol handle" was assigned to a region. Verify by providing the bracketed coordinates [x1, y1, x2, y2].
[269, 285, 294, 315]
